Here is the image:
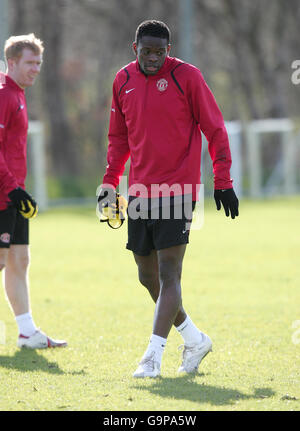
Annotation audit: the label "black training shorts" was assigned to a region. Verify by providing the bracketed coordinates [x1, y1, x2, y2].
[126, 199, 195, 256]
[0, 207, 29, 248]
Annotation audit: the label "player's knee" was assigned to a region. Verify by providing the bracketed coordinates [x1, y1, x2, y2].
[17, 254, 30, 271]
[8, 252, 30, 272]
[138, 269, 158, 289]
[159, 260, 182, 287]
[159, 259, 180, 279]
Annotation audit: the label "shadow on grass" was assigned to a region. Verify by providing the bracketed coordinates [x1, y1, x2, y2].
[132, 374, 275, 406]
[0, 349, 86, 375]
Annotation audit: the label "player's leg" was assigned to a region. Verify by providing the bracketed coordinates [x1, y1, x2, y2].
[1, 208, 67, 348]
[153, 244, 187, 338]
[0, 207, 16, 270]
[133, 203, 212, 376]
[133, 247, 209, 346]
[4, 244, 43, 342]
[131, 202, 211, 376]
[2, 210, 36, 332]
[0, 207, 20, 302]
[133, 244, 186, 378]
[133, 250, 159, 302]
[0, 209, 36, 339]
[4, 244, 67, 348]
[4, 244, 31, 316]
[133, 250, 187, 327]
[155, 244, 212, 374]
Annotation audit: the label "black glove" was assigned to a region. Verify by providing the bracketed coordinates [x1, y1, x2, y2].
[214, 188, 239, 219]
[8, 187, 38, 219]
[97, 188, 127, 229]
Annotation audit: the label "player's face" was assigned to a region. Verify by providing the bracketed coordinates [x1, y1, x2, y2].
[133, 36, 171, 75]
[9, 48, 42, 88]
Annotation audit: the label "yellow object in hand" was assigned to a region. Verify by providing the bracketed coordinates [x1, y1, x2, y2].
[99, 194, 127, 229]
[19, 200, 38, 219]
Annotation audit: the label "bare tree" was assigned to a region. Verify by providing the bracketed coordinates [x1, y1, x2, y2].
[35, 0, 80, 176]
[195, 0, 298, 120]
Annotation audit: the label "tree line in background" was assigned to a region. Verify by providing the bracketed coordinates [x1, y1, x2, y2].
[7, 0, 300, 196]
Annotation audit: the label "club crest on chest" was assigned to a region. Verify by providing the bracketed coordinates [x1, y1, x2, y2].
[156, 78, 168, 92]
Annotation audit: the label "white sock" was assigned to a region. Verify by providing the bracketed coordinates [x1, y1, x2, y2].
[15, 312, 37, 337]
[176, 315, 204, 345]
[143, 334, 167, 365]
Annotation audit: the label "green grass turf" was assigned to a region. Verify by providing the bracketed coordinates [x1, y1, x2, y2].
[0, 196, 299, 411]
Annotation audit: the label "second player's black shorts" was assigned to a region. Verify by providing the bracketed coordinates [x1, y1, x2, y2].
[126, 198, 196, 256]
[0, 206, 29, 248]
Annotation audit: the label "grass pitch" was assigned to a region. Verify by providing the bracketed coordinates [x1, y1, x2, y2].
[0, 196, 299, 411]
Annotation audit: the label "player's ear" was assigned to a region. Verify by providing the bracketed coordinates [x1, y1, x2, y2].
[167, 44, 171, 55]
[7, 58, 15, 72]
[132, 42, 137, 56]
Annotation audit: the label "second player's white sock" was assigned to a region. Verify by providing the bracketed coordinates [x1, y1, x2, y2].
[15, 312, 38, 337]
[143, 333, 167, 365]
[176, 315, 204, 345]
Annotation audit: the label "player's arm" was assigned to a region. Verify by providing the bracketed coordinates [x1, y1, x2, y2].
[0, 94, 19, 197]
[97, 75, 130, 226]
[102, 76, 130, 189]
[0, 94, 38, 218]
[188, 68, 239, 219]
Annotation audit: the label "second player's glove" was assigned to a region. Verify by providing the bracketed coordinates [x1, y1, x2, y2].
[214, 188, 239, 219]
[8, 187, 38, 219]
[97, 188, 127, 229]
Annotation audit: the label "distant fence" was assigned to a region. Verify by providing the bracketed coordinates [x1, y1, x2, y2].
[202, 119, 299, 198]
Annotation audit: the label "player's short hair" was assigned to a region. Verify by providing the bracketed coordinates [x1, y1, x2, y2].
[135, 20, 171, 45]
[4, 33, 44, 62]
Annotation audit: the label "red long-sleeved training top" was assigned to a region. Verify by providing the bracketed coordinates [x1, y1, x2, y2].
[0, 74, 28, 210]
[102, 56, 233, 200]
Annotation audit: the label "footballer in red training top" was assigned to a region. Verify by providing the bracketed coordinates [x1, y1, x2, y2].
[98, 21, 239, 379]
[0, 34, 67, 349]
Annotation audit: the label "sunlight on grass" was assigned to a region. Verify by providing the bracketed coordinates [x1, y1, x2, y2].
[0, 197, 300, 411]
